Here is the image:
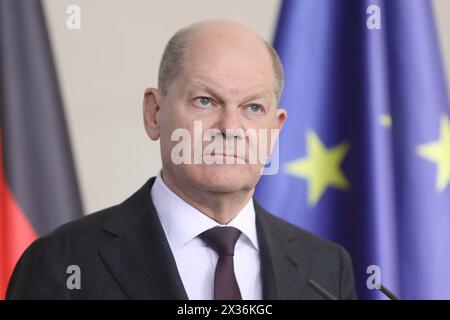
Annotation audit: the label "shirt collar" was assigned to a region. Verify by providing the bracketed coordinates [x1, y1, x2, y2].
[150, 172, 259, 252]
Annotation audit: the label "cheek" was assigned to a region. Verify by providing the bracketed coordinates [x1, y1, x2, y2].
[158, 110, 185, 155]
[246, 119, 281, 162]
[159, 103, 190, 133]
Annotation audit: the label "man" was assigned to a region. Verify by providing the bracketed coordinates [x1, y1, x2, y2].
[7, 19, 357, 300]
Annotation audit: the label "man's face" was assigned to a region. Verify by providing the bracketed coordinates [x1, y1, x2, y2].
[150, 29, 286, 194]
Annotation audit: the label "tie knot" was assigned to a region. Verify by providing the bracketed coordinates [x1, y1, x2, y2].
[200, 227, 241, 256]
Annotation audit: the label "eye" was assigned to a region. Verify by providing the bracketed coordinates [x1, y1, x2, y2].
[193, 97, 212, 108]
[247, 104, 264, 113]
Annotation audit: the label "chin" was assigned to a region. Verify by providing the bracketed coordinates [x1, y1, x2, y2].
[188, 164, 261, 193]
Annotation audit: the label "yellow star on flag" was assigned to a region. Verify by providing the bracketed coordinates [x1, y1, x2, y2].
[285, 130, 350, 206]
[379, 114, 392, 128]
[417, 115, 450, 193]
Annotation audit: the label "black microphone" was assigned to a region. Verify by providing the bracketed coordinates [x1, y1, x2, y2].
[307, 279, 338, 300]
[378, 284, 401, 300]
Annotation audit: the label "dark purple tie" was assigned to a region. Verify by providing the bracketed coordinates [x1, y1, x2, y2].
[200, 226, 242, 300]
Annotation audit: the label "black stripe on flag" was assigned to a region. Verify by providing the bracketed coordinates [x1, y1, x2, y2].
[0, 0, 83, 236]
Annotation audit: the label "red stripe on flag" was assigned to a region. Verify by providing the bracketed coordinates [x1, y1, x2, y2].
[0, 136, 37, 300]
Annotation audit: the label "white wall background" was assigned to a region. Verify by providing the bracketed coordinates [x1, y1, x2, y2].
[42, 0, 450, 214]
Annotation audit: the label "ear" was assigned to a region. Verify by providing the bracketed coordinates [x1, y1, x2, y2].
[275, 107, 287, 130]
[143, 88, 162, 140]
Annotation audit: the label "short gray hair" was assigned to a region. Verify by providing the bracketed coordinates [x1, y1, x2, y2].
[158, 28, 284, 102]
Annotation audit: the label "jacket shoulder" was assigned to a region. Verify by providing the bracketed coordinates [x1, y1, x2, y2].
[256, 202, 341, 252]
[255, 201, 357, 299]
[33, 205, 117, 254]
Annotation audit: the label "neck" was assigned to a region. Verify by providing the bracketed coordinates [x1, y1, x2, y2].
[161, 169, 254, 224]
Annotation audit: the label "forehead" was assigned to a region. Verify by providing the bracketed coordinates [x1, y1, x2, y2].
[179, 29, 276, 92]
[183, 73, 272, 102]
[182, 63, 274, 101]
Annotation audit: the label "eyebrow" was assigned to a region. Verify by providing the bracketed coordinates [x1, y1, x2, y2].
[187, 83, 270, 105]
[187, 84, 225, 104]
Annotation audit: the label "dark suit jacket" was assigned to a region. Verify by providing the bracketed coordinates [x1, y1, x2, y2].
[6, 177, 357, 300]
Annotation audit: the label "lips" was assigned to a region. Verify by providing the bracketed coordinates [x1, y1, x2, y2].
[204, 152, 247, 163]
[211, 153, 238, 158]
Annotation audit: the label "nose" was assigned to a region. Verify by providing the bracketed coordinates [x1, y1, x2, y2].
[214, 107, 244, 139]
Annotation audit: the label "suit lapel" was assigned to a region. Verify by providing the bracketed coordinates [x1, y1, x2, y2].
[255, 200, 307, 299]
[99, 178, 188, 300]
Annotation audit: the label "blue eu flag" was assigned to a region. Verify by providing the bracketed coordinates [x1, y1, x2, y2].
[255, 0, 450, 299]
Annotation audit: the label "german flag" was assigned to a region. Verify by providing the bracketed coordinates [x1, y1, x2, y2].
[0, 0, 83, 299]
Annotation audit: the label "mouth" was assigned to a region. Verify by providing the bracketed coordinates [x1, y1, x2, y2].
[204, 152, 248, 164]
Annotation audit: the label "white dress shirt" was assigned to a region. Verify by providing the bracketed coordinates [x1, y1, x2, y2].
[150, 173, 262, 300]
